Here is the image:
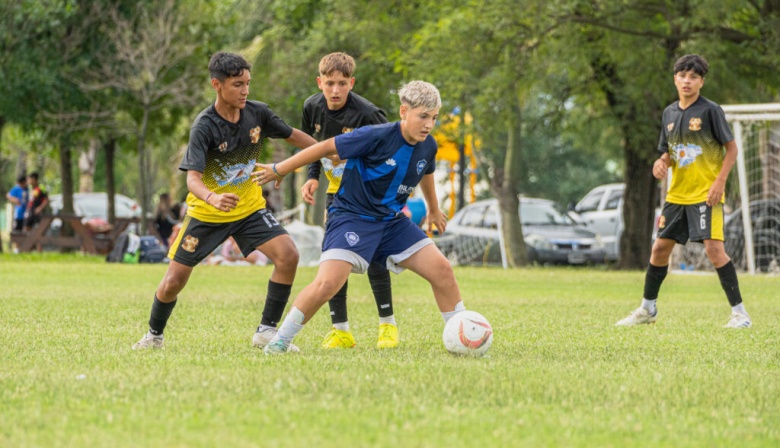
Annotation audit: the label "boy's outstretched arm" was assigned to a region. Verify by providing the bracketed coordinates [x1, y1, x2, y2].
[253, 138, 338, 188]
[285, 128, 318, 150]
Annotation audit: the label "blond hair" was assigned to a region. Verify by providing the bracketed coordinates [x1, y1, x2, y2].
[398, 81, 441, 110]
[318, 52, 355, 77]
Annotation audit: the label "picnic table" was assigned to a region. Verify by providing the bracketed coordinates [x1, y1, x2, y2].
[10, 215, 141, 255]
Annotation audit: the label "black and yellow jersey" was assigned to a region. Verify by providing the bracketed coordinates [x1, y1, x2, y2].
[302, 92, 387, 194]
[657, 96, 734, 205]
[179, 101, 293, 223]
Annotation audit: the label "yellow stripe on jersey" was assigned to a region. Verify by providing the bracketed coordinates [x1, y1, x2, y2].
[323, 158, 347, 194]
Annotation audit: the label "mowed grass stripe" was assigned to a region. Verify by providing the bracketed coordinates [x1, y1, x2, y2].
[1, 255, 779, 447]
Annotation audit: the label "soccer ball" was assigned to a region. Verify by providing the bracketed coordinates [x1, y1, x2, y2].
[442, 310, 493, 356]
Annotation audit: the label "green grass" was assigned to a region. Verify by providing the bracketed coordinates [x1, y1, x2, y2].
[1, 254, 779, 447]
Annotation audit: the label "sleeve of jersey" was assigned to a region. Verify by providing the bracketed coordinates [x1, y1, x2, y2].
[334, 125, 378, 160]
[261, 106, 294, 139]
[179, 122, 210, 172]
[425, 141, 438, 175]
[710, 106, 734, 145]
[657, 126, 668, 153]
[371, 108, 389, 125]
[657, 112, 668, 153]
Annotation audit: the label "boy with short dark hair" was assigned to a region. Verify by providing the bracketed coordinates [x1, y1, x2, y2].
[132, 52, 318, 350]
[254, 81, 470, 354]
[300, 52, 398, 349]
[6, 175, 29, 232]
[616, 54, 751, 329]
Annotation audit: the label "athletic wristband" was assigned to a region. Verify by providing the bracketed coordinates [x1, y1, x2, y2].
[272, 163, 284, 179]
[205, 192, 213, 204]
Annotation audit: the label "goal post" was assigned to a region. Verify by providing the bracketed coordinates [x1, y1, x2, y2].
[723, 103, 780, 274]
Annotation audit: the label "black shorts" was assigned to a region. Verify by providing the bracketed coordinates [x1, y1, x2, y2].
[656, 201, 724, 244]
[25, 213, 42, 229]
[168, 209, 288, 267]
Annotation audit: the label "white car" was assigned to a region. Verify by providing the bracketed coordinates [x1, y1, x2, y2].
[572, 183, 625, 260]
[572, 183, 661, 261]
[47, 192, 143, 234]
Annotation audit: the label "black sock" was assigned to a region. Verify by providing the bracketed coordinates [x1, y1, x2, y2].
[260, 280, 292, 327]
[368, 263, 393, 318]
[149, 295, 177, 336]
[643, 263, 668, 301]
[328, 279, 349, 324]
[716, 261, 743, 307]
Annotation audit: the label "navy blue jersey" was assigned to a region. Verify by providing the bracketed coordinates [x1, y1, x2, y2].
[332, 122, 437, 220]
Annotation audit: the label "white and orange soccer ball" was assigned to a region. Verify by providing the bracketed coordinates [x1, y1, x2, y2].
[442, 310, 493, 356]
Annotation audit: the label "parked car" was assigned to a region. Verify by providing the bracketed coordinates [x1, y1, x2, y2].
[48, 192, 143, 235]
[724, 199, 780, 272]
[49, 192, 142, 220]
[434, 197, 606, 266]
[571, 183, 624, 260]
[572, 183, 662, 261]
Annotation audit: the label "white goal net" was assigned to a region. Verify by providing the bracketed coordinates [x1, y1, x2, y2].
[670, 103, 780, 274]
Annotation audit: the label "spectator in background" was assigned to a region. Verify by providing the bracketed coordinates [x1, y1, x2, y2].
[25, 172, 49, 230]
[154, 193, 178, 248]
[6, 174, 29, 232]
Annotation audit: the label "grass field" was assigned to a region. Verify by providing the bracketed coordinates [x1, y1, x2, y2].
[1, 254, 779, 447]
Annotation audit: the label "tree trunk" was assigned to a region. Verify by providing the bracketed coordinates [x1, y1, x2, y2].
[104, 138, 117, 224]
[616, 138, 659, 269]
[457, 107, 467, 210]
[0, 116, 4, 253]
[138, 106, 150, 235]
[59, 138, 76, 248]
[492, 96, 527, 267]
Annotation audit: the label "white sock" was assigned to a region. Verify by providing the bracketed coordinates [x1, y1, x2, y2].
[441, 301, 466, 323]
[333, 321, 350, 331]
[732, 303, 747, 316]
[641, 298, 657, 313]
[379, 315, 396, 326]
[276, 307, 305, 344]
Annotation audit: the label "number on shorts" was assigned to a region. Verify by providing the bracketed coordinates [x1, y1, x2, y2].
[262, 211, 280, 228]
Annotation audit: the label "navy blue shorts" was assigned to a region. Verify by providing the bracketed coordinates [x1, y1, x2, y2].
[321, 213, 433, 274]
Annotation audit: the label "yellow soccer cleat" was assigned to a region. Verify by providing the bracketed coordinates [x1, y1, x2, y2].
[377, 323, 399, 349]
[321, 327, 356, 349]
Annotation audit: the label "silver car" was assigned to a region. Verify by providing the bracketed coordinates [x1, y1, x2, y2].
[435, 197, 606, 266]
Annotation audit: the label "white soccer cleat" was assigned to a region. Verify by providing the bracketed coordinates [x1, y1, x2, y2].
[724, 313, 752, 328]
[252, 327, 300, 352]
[615, 307, 657, 326]
[132, 333, 164, 350]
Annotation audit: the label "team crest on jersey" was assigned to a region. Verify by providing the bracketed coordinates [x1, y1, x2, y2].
[658, 215, 666, 229]
[416, 159, 427, 175]
[342, 127, 354, 134]
[314, 124, 321, 134]
[181, 235, 199, 253]
[250, 126, 261, 143]
[688, 117, 702, 131]
[218, 142, 228, 153]
[345, 231, 360, 247]
[667, 122, 674, 132]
